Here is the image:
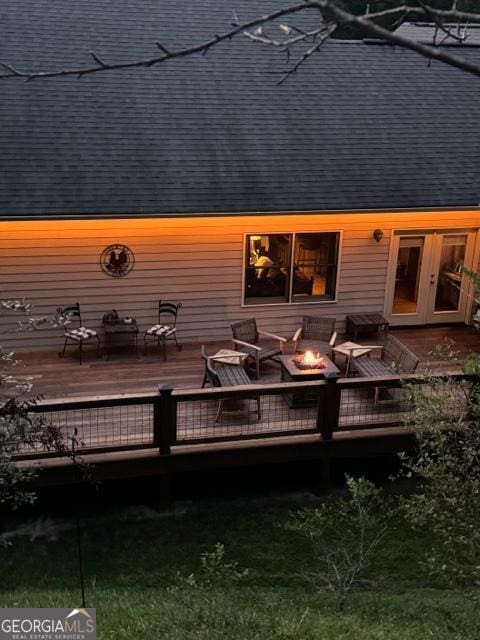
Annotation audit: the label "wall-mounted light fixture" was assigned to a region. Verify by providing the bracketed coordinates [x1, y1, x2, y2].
[373, 229, 384, 242]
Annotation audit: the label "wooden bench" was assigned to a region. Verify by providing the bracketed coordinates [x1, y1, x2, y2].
[350, 335, 419, 406]
[201, 346, 261, 422]
[215, 363, 252, 387]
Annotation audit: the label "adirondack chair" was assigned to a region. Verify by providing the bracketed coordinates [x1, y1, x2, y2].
[201, 345, 261, 422]
[293, 316, 337, 356]
[231, 318, 287, 379]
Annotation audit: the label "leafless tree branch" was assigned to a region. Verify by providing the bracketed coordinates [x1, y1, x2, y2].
[247, 22, 337, 85]
[415, 1, 467, 45]
[317, 0, 480, 78]
[1, 1, 480, 82]
[277, 22, 336, 84]
[242, 22, 331, 52]
[0, 2, 310, 80]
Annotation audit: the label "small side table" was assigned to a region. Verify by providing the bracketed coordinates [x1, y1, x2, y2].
[103, 320, 139, 359]
[346, 313, 389, 340]
[210, 349, 248, 367]
[332, 341, 373, 376]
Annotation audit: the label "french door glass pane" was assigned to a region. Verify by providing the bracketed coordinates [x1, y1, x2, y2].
[434, 235, 467, 312]
[392, 237, 424, 314]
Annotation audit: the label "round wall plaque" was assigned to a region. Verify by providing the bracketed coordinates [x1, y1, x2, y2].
[100, 244, 135, 278]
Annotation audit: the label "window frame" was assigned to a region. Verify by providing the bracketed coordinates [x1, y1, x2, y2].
[241, 230, 342, 307]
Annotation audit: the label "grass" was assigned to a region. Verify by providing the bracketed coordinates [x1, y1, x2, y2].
[1, 493, 479, 639]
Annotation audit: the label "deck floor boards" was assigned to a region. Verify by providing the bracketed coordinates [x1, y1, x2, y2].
[13, 325, 480, 400]
[10, 325, 478, 452]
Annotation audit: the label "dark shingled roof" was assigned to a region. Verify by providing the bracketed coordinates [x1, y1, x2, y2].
[394, 22, 480, 46]
[1, 0, 479, 218]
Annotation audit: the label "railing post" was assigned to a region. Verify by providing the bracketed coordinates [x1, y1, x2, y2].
[317, 373, 340, 441]
[154, 384, 176, 454]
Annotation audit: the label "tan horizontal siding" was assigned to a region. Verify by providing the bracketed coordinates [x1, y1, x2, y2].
[1, 209, 479, 351]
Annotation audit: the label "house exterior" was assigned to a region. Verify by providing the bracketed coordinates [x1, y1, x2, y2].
[1, 1, 479, 352]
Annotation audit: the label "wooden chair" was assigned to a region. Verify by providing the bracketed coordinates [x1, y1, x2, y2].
[293, 316, 337, 355]
[57, 302, 100, 365]
[144, 301, 182, 360]
[201, 345, 261, 422]
[231, 318, 287, 379]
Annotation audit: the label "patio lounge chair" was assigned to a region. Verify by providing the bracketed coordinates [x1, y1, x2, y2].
[293, 316, 337, 356]
[144, 301, 182, 360]
[201, 345, 261, 422]
[350, 334, 419, 406]
[231, 318, 287, 379]
[57, 302, 100, 365]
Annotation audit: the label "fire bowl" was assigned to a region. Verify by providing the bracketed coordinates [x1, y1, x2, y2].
[292, 355, 326, 370]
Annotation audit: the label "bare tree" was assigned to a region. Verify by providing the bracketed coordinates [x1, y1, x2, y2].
[1, 1, 480, 83]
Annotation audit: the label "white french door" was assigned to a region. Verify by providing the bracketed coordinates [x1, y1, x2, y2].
[385, 230, 477, 325]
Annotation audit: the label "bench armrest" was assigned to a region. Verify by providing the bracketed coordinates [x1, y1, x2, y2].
[232, 338, 262, 352]
[292, 327, 302, 342]
[205, 357, 218, 381]
[344, 344, 384, 353]
[367, 345, 384, 353]
[210, 353, 246, 366]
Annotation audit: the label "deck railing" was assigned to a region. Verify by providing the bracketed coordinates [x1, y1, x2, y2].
[18, 371, 476, 459]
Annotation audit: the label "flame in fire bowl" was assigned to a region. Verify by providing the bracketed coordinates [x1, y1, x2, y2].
[292, 351, 327, 370]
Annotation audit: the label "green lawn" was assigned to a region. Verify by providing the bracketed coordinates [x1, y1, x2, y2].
[2, 495, 479, 639]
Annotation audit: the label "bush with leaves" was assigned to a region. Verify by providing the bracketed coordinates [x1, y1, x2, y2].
[283, 476, 391, 611]
[167, 543, 249, 629]
[401, 351, 480, 587]
[0, 398, 76, 513]
[0, 299, 71, 511]
[170, 543, 249, 592]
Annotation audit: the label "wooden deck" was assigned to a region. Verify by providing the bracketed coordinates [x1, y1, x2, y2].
[12, 325, 478, 489]
[11, 324, 480, 400]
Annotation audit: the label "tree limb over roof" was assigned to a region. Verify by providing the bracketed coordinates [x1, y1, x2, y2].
[1, 1, 479, 216]
[1, 1, 480, 82]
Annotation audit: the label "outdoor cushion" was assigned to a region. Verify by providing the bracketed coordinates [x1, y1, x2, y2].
[65, 327, 97, 340]
[146, 324, 176, 337]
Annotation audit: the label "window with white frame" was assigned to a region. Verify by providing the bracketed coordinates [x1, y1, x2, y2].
[244, 232, 340, 305]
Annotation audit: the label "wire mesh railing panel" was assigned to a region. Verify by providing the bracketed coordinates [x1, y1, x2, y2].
[14, 373, 476, 457]
[30, 402, 154, 452]
[405, 378, 472, 426]
[338, 384, 410, 429]
[175, 389, 318, 442]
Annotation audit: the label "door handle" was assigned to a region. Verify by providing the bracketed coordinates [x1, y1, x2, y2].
[430, 274, 436, 285]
